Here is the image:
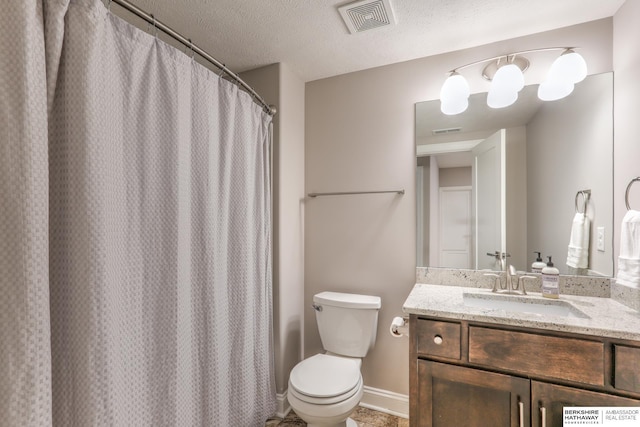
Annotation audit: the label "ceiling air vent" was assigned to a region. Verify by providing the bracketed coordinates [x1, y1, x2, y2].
[338, 0, 396, 34]
[432, 127, 462, 135]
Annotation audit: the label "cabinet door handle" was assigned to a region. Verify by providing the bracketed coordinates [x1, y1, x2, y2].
[540, 406, 546, 427]
[518, 401, 524, 427]
[433, 335, 443, 345]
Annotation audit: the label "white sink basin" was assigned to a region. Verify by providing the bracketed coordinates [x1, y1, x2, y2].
[462, 292, 589, 319]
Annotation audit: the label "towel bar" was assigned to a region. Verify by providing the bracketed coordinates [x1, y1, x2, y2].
[625, 177, 640, 210]
[308, 189, 405, 198]
[575, 189, 591, 214]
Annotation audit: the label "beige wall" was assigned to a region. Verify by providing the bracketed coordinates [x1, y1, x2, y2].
[439, 167, 471, 187]
[505, 126, 528, 271]
[428, 157, 439, 267]
[416, 157, 430, 266]
[304, 19, 613, 395]
[241, 63, 305, 395]
[526, 72, 613, 276]
[614, 1, 640, 276]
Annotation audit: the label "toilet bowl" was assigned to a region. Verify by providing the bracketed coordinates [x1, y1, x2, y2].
[288, 354, 363, 427]
[287, 292, 381, 427]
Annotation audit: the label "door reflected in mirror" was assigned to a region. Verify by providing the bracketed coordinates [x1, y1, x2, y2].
[416, 72, 613, 276]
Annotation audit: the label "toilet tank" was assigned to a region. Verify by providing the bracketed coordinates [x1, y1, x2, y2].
[313, 292, 382, 358]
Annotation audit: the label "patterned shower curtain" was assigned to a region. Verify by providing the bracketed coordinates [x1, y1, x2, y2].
[1, 0, 275, 425]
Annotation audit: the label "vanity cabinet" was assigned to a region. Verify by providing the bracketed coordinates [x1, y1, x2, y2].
[417, 360, 529, 427]
[410, 315, 640, 427]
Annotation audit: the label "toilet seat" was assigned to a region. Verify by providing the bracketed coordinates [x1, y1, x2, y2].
[289, 354, 362, 404]
[289, 377, 362, 405]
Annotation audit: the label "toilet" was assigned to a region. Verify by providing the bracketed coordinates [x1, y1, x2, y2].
[288, 291, 381, 427]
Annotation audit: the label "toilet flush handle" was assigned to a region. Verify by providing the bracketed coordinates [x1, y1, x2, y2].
[312, 303, 323, 312]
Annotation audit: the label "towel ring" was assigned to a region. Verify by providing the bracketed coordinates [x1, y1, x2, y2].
[625, 177, 640, 211]
[575, 190, 590, 214]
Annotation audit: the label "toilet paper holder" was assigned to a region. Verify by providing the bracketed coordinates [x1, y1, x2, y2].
[390, 316, 409, 337]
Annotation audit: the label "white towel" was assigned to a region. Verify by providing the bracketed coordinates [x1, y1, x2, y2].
[567, 212, 590, 269]
[617, 210, 640, 288]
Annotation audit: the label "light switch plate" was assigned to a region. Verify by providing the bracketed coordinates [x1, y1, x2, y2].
[597, 226, 605, 252]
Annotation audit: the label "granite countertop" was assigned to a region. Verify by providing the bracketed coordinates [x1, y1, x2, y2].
[403, 283, 640, 342]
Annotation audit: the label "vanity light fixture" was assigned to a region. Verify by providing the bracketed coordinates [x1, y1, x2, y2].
[439, 48, 587, 115]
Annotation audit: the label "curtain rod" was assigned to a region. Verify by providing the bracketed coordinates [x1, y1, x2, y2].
[108, 0, 276, 116]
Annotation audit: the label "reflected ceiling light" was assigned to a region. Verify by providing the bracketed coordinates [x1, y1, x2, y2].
[439, 48, 587, 115]
[440, 72, 470, 115]
[441, 97, 469, 116]
[537, 79, 575, 101]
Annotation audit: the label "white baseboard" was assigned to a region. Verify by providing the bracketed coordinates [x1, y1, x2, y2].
[276, 386, 409, 420]
[275, 390, 291, 419]
[360, 386, 409, 419]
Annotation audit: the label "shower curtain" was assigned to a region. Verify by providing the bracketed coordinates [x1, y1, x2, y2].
[1, 0, 275, 425]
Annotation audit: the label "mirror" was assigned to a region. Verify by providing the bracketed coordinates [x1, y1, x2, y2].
[416, 72, 613, 276]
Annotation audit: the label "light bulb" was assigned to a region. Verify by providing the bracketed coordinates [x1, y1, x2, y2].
[487, 64, 524, 108]
[440, 73, 470, 100]
[538, 49, 586, 101]
[548, 50, 588, 84]
[492, 63, 525, 92]
[439, 73, 470, 115]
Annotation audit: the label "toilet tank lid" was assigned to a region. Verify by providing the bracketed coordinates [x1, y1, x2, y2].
[313, 292, 381, 309]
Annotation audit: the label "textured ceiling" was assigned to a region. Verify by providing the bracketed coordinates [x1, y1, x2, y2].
[120, 0, 625, 82]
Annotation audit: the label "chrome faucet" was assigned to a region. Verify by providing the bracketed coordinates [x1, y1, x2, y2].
[484, 262, 537, 295]
[506, 265, 527, 295]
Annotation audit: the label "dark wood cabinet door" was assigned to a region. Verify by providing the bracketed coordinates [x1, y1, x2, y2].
[532, 381, 640, 427]
[415, 360, 530, 427]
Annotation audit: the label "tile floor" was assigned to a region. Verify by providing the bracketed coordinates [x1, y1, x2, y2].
[265, 406, 409, 427]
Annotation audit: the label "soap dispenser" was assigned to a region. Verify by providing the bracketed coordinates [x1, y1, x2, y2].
[541, 256, 560, 299]
[531, 252, 545, 273]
